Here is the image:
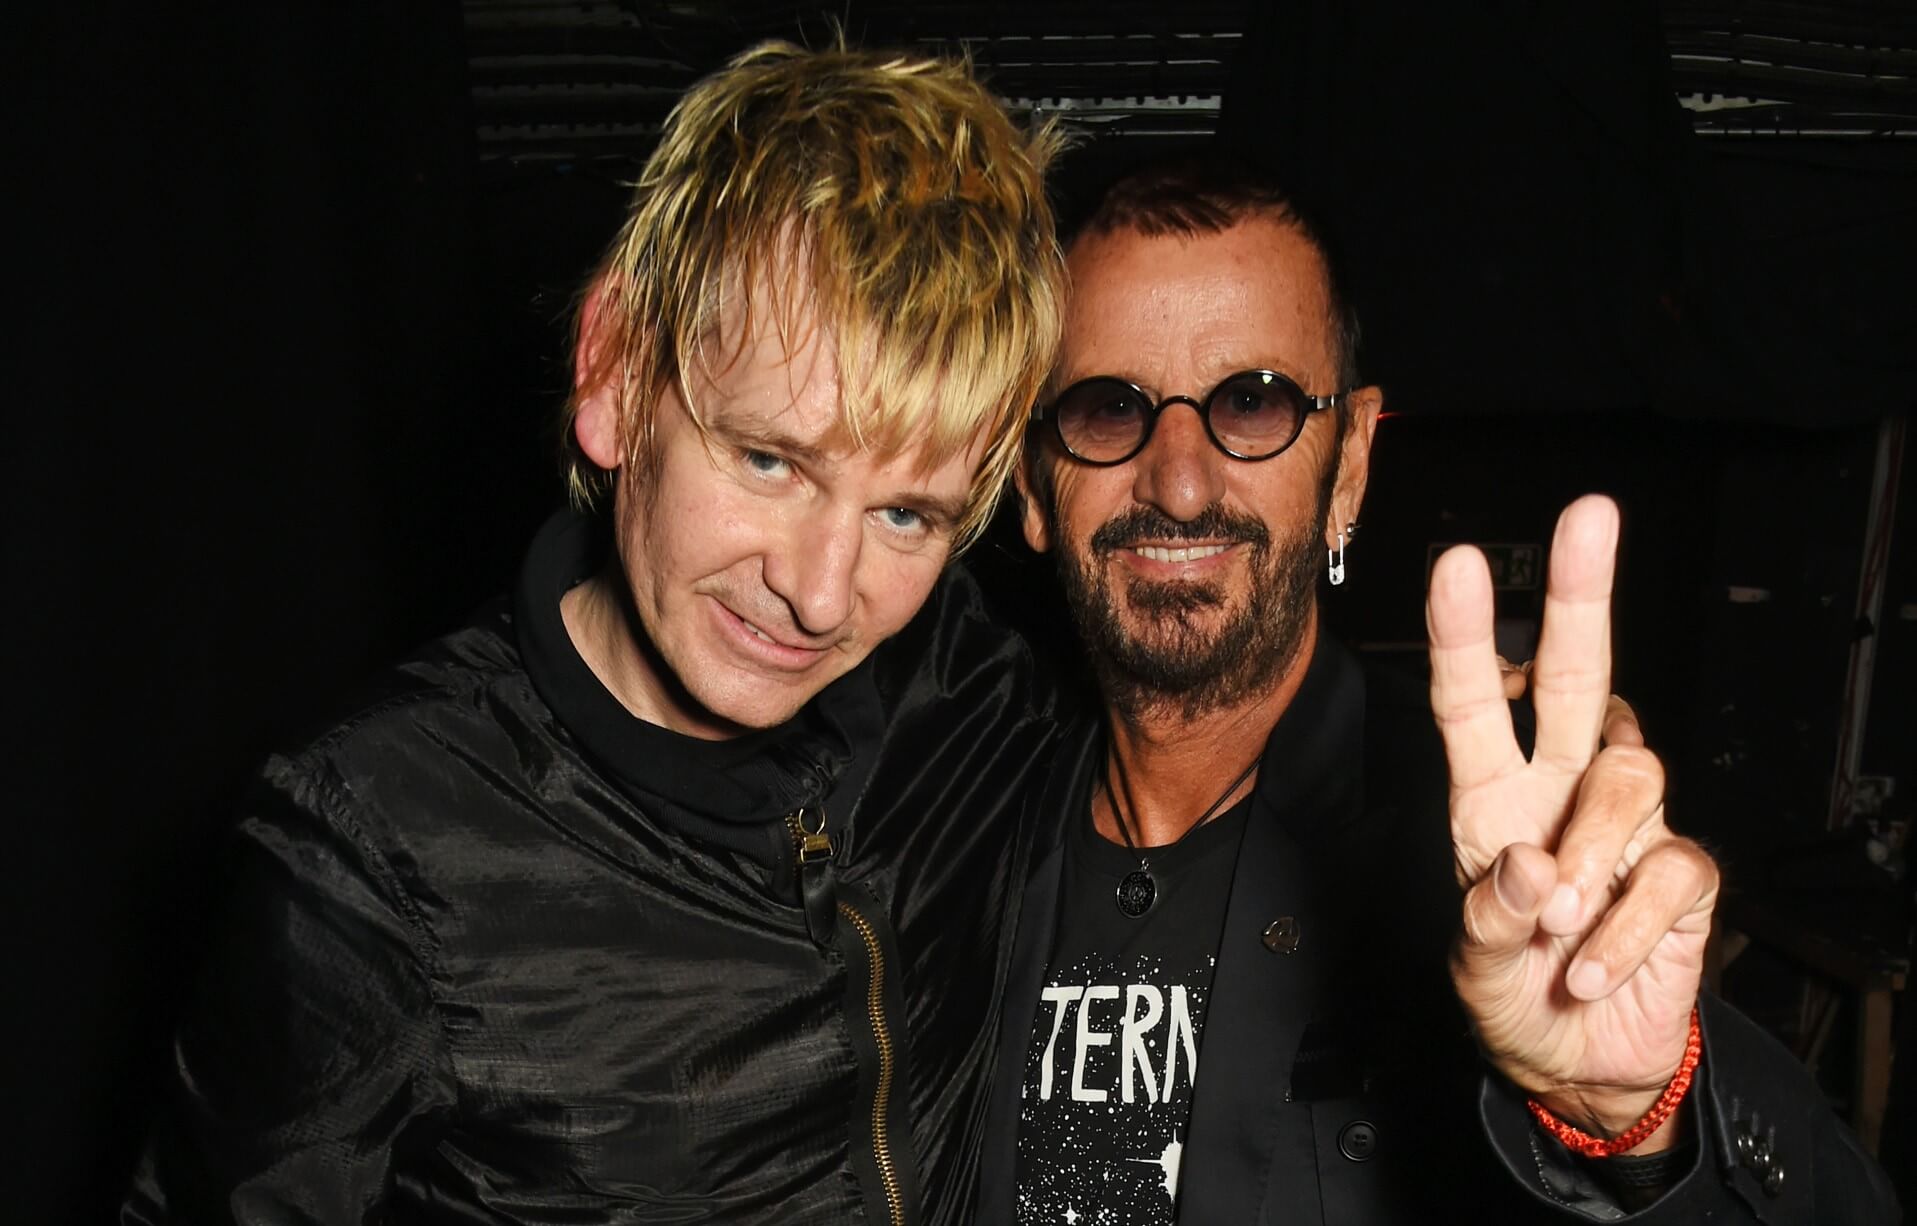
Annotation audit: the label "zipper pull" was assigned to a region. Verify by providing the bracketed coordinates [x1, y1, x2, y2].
[787, 805, 838, 947]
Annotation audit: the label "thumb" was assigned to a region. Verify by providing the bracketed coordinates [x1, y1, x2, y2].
[1457, 843, 1554, 978]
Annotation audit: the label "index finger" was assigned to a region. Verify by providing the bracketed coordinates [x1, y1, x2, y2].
[1428, 543, 1523, 791]
[1530, 496, 1620, 772]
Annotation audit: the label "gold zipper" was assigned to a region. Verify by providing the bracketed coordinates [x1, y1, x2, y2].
[785, 807, 905, 1226]
[787, 807, 833, 863]
[838, 900, 904, 1226]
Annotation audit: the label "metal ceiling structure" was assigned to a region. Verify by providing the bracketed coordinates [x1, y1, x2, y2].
[1668, 2, 1917, 136]
[463, 1, 1917, 166]
[462, 0, 1257, 166]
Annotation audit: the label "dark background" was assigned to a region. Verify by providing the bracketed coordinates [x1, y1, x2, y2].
[13, 2, 1914, 1218]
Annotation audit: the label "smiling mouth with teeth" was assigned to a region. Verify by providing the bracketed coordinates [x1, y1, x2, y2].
[1132, 543, 1230, 564]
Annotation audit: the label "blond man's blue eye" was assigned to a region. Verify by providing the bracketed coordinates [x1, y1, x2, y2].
[881, 508, 924, 531]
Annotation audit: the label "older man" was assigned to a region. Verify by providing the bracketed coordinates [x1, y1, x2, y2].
[978, 162, 1897, 1223]
[124, 43, 1065, 1225]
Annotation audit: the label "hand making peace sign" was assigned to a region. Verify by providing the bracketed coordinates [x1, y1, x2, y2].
[1427, 494, 1720, 1152]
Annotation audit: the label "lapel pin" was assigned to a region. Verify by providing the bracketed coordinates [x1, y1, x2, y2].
[1263, 916, 1301, 954]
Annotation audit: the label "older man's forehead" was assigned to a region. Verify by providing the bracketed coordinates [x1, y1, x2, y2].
[1055, 220, 1339, 391]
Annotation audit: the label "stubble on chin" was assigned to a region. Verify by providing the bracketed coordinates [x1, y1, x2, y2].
[1057, 521, 1320, 724]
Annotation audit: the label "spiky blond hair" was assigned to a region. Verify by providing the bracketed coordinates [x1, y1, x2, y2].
[564, 40, 1067, 551]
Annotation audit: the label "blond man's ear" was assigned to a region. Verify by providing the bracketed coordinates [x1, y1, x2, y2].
[572, 280, 625, 472]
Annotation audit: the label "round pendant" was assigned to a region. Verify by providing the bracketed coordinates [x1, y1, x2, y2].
[1115, 868, 1157, 917]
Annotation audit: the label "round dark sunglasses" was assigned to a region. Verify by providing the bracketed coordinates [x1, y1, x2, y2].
[1036, 370, 1347, 466]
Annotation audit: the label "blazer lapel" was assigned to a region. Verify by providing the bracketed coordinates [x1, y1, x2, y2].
[1179, 638, 1367, 1224]
[1176, 785, 1326, 1222]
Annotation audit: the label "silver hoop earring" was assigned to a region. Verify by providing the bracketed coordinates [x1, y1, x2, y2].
[1328, 530, 1347, 586]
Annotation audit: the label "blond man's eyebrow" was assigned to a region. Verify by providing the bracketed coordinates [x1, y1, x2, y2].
[714, 419, 832, 466]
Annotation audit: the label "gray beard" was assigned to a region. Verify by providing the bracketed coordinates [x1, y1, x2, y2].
[1054, 501, 1323, 722]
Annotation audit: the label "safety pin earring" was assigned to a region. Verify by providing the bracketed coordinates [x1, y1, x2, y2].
[1328, 530, 1347, 586]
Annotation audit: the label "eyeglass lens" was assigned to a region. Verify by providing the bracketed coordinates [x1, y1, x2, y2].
[1050, 371, 1308, 462]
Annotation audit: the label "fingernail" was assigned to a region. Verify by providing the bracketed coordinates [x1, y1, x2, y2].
[1494, 853, 1538, 913]
[1567, 960, 1607, 999]
[1541, 882, 1580, 931]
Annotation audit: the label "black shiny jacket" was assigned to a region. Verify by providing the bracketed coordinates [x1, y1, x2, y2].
[123, 513, 1064, 1225]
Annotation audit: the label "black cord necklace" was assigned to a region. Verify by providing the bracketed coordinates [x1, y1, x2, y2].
[1103, 747, 1260, 918]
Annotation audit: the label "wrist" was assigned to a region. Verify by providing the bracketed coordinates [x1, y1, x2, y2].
[1535, 1087, 1679, 1153]
[1526, 1007, 1702, 1159]
[1623, 1104, 1683, 1155]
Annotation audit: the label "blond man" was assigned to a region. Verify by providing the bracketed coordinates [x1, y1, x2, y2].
[124, 43, 1065, 1225]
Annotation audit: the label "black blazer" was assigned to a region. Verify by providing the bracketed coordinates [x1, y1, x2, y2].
[977, 638, 1899, 1224]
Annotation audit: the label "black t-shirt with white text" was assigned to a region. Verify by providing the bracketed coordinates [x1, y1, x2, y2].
[1013, 794, 1249, 1225]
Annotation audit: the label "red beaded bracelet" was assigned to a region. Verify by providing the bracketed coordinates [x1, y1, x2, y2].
[1526, 1007, 1703, 1159]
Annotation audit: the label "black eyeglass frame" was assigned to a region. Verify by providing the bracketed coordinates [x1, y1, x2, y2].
[1034, 370, 1348, 467]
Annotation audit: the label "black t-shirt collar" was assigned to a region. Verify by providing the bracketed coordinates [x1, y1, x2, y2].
[1072, 790, 1254, 880]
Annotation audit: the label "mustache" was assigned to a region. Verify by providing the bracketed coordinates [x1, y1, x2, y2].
[1088, 504, 1272, 556]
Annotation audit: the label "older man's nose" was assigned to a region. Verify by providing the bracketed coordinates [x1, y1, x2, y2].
[1132, 402, 1225, 522]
